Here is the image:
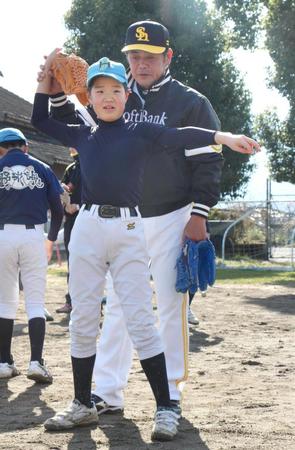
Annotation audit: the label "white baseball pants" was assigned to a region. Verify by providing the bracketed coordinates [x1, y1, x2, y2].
[68, 206, 163, 360]
[0, 224, 47, 320]
[93, 204, 191, 405]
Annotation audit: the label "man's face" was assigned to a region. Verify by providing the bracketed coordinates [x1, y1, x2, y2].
[126, 50, 172, 89]
[88, 76, 128, 122]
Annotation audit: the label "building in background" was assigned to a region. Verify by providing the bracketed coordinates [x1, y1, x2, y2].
[0, 87, 71, 178]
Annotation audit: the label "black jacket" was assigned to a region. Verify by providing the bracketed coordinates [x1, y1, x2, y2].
[61, 155, 82, 217]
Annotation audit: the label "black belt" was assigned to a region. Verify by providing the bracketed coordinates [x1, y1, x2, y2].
[0, 224, 35, 230]
[84, 204, 137, 218]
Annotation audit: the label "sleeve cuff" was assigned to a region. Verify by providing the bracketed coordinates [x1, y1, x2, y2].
[50, 93, 68, 107]
[191, 203, 210, 218]
[185, 144, 222, 157]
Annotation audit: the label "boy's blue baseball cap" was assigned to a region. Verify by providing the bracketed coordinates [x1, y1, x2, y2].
[0, 127, 28, 145]
[87, 57, 128, 87]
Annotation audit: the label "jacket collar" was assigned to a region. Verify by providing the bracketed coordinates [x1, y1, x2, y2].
[127, 67, 172, 94]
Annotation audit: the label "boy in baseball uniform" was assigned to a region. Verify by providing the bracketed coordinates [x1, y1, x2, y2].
[32, 49, 260, 440]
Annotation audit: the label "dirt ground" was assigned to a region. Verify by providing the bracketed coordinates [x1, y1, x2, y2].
[1, 266, 294, 450]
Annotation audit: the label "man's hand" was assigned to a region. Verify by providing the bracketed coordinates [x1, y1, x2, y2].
[183, 215, 207, 241]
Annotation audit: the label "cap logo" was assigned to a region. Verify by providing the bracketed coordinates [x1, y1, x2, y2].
[99, 57, 111, 70]
[135, 26, 149, 42]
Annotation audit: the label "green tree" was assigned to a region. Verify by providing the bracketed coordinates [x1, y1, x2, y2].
[256, 110, 295, 183]
[214, 0, 264, 49]
[265, 1, 295, 103]
[64, 0, 255, 197]
[214, 0, 295, 184]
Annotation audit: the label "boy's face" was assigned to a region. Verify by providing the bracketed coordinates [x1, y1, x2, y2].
[88, 76, 128, 122]
[126, 50, 172, 89]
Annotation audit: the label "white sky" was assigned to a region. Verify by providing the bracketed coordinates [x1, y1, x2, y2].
[231, 49, 293, 202]
[0, 0, 73, 101]
[1, 0, 294, 202]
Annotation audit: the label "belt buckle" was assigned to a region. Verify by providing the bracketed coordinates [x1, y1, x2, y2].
[99, 205, 117, 218]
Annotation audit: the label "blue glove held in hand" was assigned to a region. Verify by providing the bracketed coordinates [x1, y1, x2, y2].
[196, 239, 216, 292]
[175, 239, 216, 294]
[175, 241, 190, 293]
[187, 240, 199, 295]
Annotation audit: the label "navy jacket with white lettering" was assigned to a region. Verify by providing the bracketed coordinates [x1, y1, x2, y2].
[0, 149, 63, 240]
[49, 69, 223, 219]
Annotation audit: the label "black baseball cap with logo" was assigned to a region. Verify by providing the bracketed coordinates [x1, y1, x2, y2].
[121, 20, 170, 54]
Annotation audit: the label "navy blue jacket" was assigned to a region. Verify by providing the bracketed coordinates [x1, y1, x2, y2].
[32, 93, 218, 208]
[0, 148, 63, 240]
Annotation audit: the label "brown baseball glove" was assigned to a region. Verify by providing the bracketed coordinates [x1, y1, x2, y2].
[50, 52, 89, 106]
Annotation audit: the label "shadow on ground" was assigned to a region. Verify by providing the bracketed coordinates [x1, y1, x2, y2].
[0, 380, 55, 433]
[244, 294, 295, 315]
[189, 329, 223, 353]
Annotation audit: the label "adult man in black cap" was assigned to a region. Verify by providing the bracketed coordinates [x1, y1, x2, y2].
[47, 20, 223, 416]
[90, 20, 223, 416]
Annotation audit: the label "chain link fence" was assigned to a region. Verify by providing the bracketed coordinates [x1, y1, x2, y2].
[209, 199, 295, 268]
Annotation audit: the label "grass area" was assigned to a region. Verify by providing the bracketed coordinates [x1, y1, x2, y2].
[48, 263, 295, 287]
[217, 268, 295, 286]
[216, 257, 291, 268]
[48, 264, 67, 277]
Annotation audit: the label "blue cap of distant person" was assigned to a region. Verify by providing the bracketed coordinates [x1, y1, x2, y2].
[0, 127, 28, 145]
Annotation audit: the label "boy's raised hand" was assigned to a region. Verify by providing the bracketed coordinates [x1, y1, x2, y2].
[37, 53, 63, 95]
[37, 50, 89, 105]
[36, 48, 63, 94]
[215, 132, 261, 154]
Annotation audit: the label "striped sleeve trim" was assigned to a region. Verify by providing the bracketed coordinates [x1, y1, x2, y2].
[191, 203, 210, 218]
[50, 94, 68, 107]
[185, 144, 222, 157]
